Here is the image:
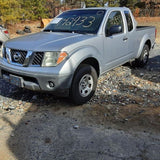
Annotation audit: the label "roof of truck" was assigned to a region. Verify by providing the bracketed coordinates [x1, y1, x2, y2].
[70, 7, 129, 11]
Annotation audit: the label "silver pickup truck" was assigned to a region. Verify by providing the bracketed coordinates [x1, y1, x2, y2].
[0, 7, 156, 104]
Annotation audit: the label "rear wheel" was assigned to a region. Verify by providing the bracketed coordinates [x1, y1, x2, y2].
[132, 44, 150, 67]
[70, 64, 97, 105]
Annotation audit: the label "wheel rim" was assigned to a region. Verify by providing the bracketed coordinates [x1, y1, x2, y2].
[143, 49, 149, 63]
[79, 74, 94, 97]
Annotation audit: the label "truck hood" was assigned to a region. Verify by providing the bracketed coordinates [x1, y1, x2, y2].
[5, 32, 94, 52]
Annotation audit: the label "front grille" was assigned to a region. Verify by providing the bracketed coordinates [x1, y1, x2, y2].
[3, 48, 44, 67]
[10, 49, 27, 64]
[32, 52, 44, 66]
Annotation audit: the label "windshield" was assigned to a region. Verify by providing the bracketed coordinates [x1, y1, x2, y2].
[44, 9, 106, 34]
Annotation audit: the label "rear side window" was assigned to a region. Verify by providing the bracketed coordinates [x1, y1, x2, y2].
[124, 11, 133, 32]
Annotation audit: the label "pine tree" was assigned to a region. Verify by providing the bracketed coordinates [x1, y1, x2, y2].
[108, 0, 120, 7]
[33, 0, 48, 19]
[119, 0, 138, 8]
[84, 0, 100, 7]
[0, 0, 20, 24]
[79, 0, 120, 7]
[19, 0, 34, 20]
[46, 0, 61, 18]
[127, 0, 137, 9]
[19, 0, 48, 20]
[119, 0, 128, 7]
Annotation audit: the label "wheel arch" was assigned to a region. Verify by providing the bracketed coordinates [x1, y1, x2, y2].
[70, 60, 98, 105]
[69, 57, 100, 92]
[136, 34, 151, 59]
[78, 57, 100, 77]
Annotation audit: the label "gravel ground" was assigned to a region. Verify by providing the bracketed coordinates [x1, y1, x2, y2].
[0, 44, 160, 160]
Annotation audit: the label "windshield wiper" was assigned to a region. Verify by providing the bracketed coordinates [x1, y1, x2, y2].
[43, 29, 93, 35]
[43, 29, 53, 32]
[73, 30, 95, 35]
[56, 30, 73, 33]
[43, 29, 73, 33]
[73, 31, 88, 35]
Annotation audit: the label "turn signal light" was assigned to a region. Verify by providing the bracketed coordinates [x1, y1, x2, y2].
[57, 52, 68, 65]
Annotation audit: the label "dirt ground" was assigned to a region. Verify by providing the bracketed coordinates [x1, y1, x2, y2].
[7, 21, 42, 39]
[0, 19, 159, 160]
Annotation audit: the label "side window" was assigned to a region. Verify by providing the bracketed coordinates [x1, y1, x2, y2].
[124, 11, 133, 32]
[105, 11, 124, 36]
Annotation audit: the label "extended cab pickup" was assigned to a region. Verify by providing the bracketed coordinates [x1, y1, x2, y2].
[0, 7, 156, 104]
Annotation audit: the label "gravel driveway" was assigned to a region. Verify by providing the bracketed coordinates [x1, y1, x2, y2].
[0, 45, 160, 160]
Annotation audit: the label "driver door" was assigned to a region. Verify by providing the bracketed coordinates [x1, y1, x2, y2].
[103, 11, 129, 70]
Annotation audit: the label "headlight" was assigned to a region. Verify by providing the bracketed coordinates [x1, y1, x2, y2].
[42, 51, 68, 67]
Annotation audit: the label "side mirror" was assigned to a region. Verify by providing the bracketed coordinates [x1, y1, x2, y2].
[106, 25, 122, 36]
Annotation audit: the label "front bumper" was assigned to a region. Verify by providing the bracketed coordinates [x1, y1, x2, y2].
[0, 59, 73, 95]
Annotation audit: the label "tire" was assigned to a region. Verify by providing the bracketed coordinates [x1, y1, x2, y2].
[70, 64, 98, 105]
[132, 44, 150, 68]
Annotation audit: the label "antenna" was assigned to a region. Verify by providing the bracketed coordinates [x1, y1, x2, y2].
[81, 2, 86, 8]
[104, 2, 109, 7]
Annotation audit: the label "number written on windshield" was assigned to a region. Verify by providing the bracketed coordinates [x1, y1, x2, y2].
[59, 16, 96, 28]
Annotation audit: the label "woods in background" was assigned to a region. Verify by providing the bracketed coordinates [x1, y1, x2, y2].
[0, 0, 160, 25]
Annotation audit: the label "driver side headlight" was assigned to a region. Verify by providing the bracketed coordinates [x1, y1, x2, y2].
[42, 51, 68, 67]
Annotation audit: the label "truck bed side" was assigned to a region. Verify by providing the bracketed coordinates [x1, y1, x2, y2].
[135, 26, 156, 58]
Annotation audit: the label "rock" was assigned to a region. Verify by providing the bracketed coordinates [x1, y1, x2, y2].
[62, 112, 67, 115]
[8, 106, 16, 110]
[105, 105, 112, 110]
[0, 126, 4, 130]
[19, 108, 24, 113]
[32, 95, 38, 100]
[16, 30, 25, 35]
[2, 104, 9, 110]
[140, 73, 144, 76]
[24, 26, 31, 30]
[24, 28, 31, 33]
[28, 105, 38, 112]
[108, 91, 112, 95]
[19, 100, 23, 105]
[45, 137, 51, 144]
[24, 26, 31, 33]
[73, 125, 79, 129]
[11, 133, 15, 137]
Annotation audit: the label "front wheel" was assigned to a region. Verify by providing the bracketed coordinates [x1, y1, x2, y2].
[70, 64, 97, 105]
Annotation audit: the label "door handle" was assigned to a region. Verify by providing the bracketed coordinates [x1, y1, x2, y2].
[123, 37, 128, 41]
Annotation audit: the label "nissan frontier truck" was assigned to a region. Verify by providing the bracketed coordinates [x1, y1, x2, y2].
[0, 7, 156, 104]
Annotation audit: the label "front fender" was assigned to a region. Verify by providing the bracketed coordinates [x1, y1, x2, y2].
[70, 45, 102, 72]
[136, 34, 150, 59]
[58, 46, 102, 88]
[59, 45, 102, 76]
